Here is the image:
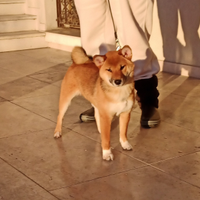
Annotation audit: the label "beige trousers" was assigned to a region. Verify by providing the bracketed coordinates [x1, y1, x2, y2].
[74, 0, 160, 80]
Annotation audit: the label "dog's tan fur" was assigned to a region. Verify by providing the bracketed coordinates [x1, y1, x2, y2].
[54, 45, 135, 161]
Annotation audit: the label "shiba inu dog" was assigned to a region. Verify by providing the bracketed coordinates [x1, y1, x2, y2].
[54, 45, 135, 161]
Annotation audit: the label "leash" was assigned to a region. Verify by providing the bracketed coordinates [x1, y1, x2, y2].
[107, 0, 121, 50]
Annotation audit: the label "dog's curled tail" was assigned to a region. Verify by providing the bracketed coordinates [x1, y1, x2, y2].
[71, 46, 91, 64]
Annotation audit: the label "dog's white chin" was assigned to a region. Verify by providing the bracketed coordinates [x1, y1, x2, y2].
[113, 83, 123, 87]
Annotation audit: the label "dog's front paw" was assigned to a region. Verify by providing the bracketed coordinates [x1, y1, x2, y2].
[54, 131, 62, 138]
[120, 138, 133, 150]
[103, 148, 114, 161]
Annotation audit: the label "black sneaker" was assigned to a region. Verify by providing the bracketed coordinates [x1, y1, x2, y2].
[79, 107, 95, 122]
[140, 106, 160, 128]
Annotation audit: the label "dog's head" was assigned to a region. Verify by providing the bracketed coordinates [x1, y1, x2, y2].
[93, 45, 134, 87]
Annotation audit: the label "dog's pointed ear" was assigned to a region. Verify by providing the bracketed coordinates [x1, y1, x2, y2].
[118, 45, 132, 60]
[93, 55, 106, 68]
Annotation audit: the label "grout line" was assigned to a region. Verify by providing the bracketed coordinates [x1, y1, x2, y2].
[68, 127, 101, 144]
[26, 61, 72, 75]
[50, 165, 149, 192]
[0, 127, 55, 140]
[26, 72, 63, 85]
[0, 157, 61, 200]
[148, 164, 200, 190]
[149, 150, 200, 165]
[50, 160, 200, 192]
[10, 101, 57, 124]
[159, 120, 200, 135]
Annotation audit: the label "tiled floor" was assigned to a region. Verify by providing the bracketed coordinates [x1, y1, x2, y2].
[0, 48, 200, 200]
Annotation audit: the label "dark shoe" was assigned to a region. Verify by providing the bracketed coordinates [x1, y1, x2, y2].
[140, 106, 160, 128]
[79, 107, 95, 122]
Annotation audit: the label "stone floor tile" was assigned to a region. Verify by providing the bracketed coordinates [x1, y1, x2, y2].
[0, 159, 58, 200]
[154, 152, 200, 188]
[70, 120, 100, 144]
[17, 48, 71, 64]
[0, 51, 32, 67]
[29, 62, 71, 84]
[0, 102, 55, 138]
[171, 77, 200, 97]
[1, 58, 59, 77]
[0, 76, 49, 101]
[157, 71, 179, 90]
[0, 67, 23, 85]
[52, 80, 62, 87]
[0, 96, 6, 102]
[158, 73, 200, 97]
[0, 128, 144, 191]
[51, 166, 200, 200]
[0, 48, 71, 77]
[15, 84, 60, 100]
[115, 121, 200, 163]
[30, 62, 71, 75]
[159, 91, 200, 132]
[13, 94, 92, 129]
[157, 73, 186, 90]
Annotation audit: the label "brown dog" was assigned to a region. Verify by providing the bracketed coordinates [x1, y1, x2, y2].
[54, 45, 135, 161]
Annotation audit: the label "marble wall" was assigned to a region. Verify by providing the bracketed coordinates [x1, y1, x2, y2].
[150, 0, 200, 71]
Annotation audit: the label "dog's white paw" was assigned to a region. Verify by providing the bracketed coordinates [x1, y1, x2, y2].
[54, 131, 62, 138]
[120, 138, 133, 150]
[103, 148, 114, 161]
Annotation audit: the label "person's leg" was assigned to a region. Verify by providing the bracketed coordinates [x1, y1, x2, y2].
[109, 0, 159, 80]
[74, 0, 116, 122]
[110, 0, 160, 128]
[134, 75, 160, 128]
[75, 0, 115, 122]
[74, 0, 115, 56]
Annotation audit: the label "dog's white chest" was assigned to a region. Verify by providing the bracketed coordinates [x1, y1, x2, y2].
[108, 85, 134, 116]
[110, 99, 133, 116]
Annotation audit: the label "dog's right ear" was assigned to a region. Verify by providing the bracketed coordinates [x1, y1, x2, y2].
[93, 55, 106, 68]
[118, 45, 132, 60]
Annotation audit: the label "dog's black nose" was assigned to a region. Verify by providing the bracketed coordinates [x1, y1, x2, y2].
[114, 79, 122, 85]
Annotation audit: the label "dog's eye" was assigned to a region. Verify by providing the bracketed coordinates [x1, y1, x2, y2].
[106, 69, 112, 72]
[120, 65, 125, 70]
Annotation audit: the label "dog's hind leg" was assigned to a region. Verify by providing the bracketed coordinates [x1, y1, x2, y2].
[54, 84, 79, 138]
[119, 111, 133, 150]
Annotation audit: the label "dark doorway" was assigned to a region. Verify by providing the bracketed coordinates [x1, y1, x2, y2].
[56, 0, 80, 28]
